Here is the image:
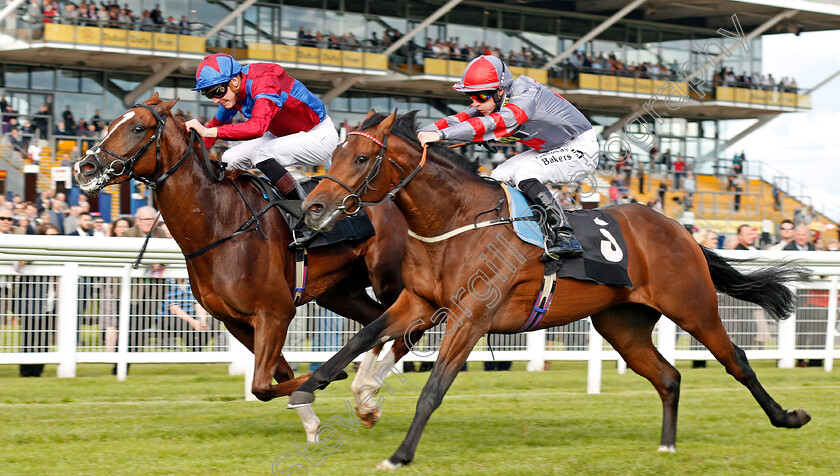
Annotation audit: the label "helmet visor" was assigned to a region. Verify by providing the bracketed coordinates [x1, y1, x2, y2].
[200, 83, 228, 99]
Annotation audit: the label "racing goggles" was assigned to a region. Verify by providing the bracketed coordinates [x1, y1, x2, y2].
[200, 83, 228, 99]
[465, 90, 498, 104]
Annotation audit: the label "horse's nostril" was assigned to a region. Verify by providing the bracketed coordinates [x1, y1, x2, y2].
[82, 162, 96, 173]
[308, 203, 324, 214]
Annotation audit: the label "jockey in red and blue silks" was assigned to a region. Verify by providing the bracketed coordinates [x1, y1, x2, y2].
[185, 54, 338, 207]
[418, 55, 598, 260]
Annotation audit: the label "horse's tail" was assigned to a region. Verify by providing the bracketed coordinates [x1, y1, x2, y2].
[701, 246, 810, 321]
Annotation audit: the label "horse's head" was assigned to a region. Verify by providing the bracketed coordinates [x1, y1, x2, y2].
[74, 93, 179, 194]
[304, 109, 421, 232]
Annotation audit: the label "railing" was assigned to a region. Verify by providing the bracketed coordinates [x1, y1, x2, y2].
[0, 236, 838, 399]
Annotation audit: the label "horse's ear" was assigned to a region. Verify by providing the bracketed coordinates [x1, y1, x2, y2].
[361, 109, 375, 126]
[376, 109, 398, 134]
[145, 92, 160, 104]
[160, 98, 180, 113]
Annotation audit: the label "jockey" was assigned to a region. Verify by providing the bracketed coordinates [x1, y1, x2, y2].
[185, 53, 338, 201]
[417, 55, 599, 260]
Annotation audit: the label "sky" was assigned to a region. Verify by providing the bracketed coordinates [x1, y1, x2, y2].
[728, 30, 840, 221]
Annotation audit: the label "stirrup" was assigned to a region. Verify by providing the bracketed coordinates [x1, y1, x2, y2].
[289, 228, 317, 249]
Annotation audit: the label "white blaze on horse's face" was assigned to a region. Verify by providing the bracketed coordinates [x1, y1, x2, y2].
[87, 111, 136, 156]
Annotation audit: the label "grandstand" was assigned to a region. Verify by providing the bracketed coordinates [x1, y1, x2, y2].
[0, 0, 837, 235]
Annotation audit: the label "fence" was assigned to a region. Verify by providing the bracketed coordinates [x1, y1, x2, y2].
[0, 235, 838, 398]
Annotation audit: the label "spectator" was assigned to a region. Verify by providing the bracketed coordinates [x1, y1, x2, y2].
[657, 180, 667, 205]
[15, 223, 60, 377]
[768, 219, 795, 250]
[179, 15, 190, 35]
[682, 171, 696, 210]
[693, 228, 718, 249]
[672, 155, 686, 189]
[159, 278, 212, 352]
[783, 225, 815, 251]
[109, 217, 133, 237]
[54, 121, 70, 136]
[150, 4, 163, 26]
[91, 215, 107, 237]
[122, 206, 165, 238]
[63, 205, 82, 234]
[0, 206, 21, 235]
[91, 109, 103, 131]
[734, 224, 757, 250]
[659, 148, 672, 174]
[62, 106, 76, 135]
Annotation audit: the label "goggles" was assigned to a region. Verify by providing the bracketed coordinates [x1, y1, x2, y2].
[200, 83, 228, 99]
[466, 90, 497, 104]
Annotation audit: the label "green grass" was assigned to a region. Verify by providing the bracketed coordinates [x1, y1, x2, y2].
[1, 360, 838, 475]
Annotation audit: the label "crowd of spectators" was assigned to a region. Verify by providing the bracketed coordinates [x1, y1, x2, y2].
[22, 0, 191, 34]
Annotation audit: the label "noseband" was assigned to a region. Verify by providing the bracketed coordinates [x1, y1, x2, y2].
[91, 103, 224, 188]
[322, 130, 427, 216]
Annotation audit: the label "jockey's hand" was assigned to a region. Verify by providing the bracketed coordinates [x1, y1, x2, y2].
[185, 119, 217, 138]
[417, 131, 441, 146]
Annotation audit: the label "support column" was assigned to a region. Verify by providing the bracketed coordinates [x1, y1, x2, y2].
[122, 0, 258, 107]
[320, 0, 466, 103]
[542, 0, 648, 70]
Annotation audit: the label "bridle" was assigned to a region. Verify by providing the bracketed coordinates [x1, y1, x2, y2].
[321, 130, 427, 216]
[92, 103, 224, 188]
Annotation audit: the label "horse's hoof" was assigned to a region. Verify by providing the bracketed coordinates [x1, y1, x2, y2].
[287, 390, 315, 409]
[788, 409, 811, 427]
[375, 459, 402, 470]
[334, 369, 349, 381]
[657, 444, 676, 453]
[356, 405, 381, 428]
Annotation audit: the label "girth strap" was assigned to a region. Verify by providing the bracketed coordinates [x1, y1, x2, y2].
[293, 247, 308, 306]
[518, 272, 557, 333]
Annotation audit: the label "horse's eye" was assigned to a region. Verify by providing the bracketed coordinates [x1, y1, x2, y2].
[132, 125, 145, 134]
[354, 155, 369, 164]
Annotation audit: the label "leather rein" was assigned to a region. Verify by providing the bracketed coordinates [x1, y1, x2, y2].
[320, 130, 428, 216]
[94, 103, 278, 261]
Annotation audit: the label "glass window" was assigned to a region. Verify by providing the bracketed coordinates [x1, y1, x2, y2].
[4, 65, 28, 89]
[370, 94, 390, 112]
[56, 93, 103, 129]
[409, 97, 428, 117]
[30, 67, 55, 91]
[281, 5, 325, 41]
[175, 79, 198, 102]
[329, 95, 349, 112]
[349, 93, 368, 112]
[57, 69, 80, 93]
[81, 71, 104, 94]
[392, 96, 410, 115]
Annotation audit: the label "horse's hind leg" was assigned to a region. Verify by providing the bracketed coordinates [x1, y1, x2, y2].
[674, 307, 811, 429]
[591, 304, 681, 452]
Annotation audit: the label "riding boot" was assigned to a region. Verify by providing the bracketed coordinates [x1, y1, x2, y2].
[256, 160, 298, 199]
[518, 178, 583, 261]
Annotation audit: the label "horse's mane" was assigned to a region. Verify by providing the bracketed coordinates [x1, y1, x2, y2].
[359, 111, 483, 177]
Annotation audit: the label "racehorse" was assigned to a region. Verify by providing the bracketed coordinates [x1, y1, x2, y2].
[72, 95, 409, 433]
[290, 110, 811, 469]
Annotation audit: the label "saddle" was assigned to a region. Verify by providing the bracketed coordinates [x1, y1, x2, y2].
[241, 174, 375, 250]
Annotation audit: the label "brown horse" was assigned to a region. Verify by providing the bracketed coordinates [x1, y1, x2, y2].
[290, 110, 811, 469]
[72, 95, 409, 432]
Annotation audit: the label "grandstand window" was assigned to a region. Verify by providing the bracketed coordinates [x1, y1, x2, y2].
[30, 67, 55, 91]
[701, 121, 717, 140]
[370, 94, 391, 112]
[409, 98, 429, 118]
[4, 65, 28, 89]
[445, 4, 486, 28]
[281, 6, 325, 39]
[522, 32, 558, 56]
[349, 93, 369, 112]
[81, 72, 104, 95]
[328, 96, 349, 112]
[446, 24, 483, 51]
[325, 11, 366, 40]
[175, 79, 198, 102]
[501, 11, 520, 31]
[57, 70, 81, 93]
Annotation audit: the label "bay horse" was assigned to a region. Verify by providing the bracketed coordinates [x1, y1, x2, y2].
[72, 95, 408, 433]
[290, 110, 811, 469]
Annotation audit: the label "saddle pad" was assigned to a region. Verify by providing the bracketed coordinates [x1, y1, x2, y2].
[502, 184, 633, 288]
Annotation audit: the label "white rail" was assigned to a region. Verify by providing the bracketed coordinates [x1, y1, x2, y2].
[0, 236, 838, 398]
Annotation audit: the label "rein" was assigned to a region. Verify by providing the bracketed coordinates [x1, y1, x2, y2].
[94, 103, 281, 262]
[93, 103, 226, 189]
[320, 130, 428, 216]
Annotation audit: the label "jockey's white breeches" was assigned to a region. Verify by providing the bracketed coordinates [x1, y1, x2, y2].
[490, 129, 599, 186]
[221, 116, 339, 170]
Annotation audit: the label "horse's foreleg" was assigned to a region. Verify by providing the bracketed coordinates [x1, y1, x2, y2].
[352, 328, 426, 428]
[591, 304, 680, 452]
[377, 320, 489, 470]
[289, 291, 436, 407]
